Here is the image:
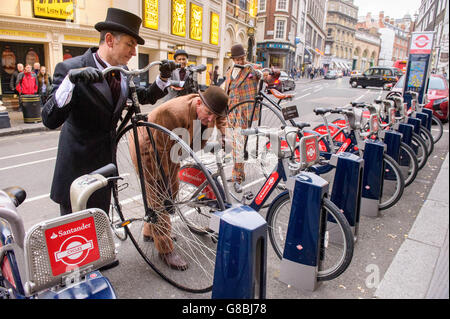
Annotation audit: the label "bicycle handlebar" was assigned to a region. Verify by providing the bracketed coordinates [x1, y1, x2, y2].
[234, 64, 271, 78]
[102, 61, 181, 77]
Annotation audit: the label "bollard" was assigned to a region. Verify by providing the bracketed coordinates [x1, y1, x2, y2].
[210, 205, 267, 299]
[328, 153, 364, 241]
[360, 140, 386, 218]
[278, 172, 328, 292]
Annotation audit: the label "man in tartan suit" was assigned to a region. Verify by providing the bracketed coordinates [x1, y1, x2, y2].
[225, 44, 266, 193]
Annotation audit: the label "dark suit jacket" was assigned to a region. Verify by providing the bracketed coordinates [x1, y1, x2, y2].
[42, 47, 167, 212]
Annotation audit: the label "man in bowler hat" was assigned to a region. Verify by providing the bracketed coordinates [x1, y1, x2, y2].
[129, 86, 228, 270]
[42, 8, 177, 217]
[225, 44, 271, 193]
[164, 49, 191, 100]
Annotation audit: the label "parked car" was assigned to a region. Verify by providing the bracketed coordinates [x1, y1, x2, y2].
[349, 66, 403, 90]
[273, 71, 296, 92]
[391, 74, 449, 122]
[351, 70, 360, 76]
[337, 70, 344, 78]
[325, 70, 338, 79]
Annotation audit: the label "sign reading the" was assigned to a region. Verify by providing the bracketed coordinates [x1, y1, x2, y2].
[45, 216, 100, 276]
[33, 0, 74, 21]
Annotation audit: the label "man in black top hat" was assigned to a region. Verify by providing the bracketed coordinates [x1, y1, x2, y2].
[42, 8, 177, 218]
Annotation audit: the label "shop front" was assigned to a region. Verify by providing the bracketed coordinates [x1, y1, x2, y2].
[256, 42, 295, 70]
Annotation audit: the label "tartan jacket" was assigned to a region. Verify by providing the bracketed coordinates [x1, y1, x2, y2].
[225, 64, 261, 127]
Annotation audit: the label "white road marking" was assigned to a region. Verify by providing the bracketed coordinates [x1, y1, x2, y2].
[0, 157, 56, 171]
[294, 93, 311, 101]
[0, 147, 57, 161]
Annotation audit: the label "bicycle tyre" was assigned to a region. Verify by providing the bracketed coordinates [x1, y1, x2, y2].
[379, 153, 405, 210]
[411, 132, 429, 170]
[228, 100, 288, 198]
[113, 121, 225, 293]
[419, 126, 434, 156]
[266, 192, 354, 281]
[430, 114, 443, 143]
[398, 142, 419, 187]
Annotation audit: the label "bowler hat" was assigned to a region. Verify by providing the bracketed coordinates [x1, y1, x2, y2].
[174, 49, 189, 59]
[198, 86, 229, 117]
[230, 44, 246, 58]
[95, 8, 145, 45]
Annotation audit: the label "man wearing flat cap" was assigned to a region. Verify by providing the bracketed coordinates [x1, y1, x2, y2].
[129, 86, 228, 270]
[42, 8, 177, 217]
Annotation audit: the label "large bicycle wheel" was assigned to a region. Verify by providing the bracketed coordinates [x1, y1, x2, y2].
[430, 114, 443, 143]
[114, 121, 225, 293]
[227, 100, 288, 201]
[411, 132, 429, 170]
[419, 126, 434, 156]
[379, 153, 405, 210]
[397, 142, 419, 187]
[266, 192, 354, 281]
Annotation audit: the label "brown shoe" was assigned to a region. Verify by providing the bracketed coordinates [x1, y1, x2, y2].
[159, 252, 189, 271]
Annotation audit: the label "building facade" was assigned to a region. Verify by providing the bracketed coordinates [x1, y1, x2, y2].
[255, 0, 299, 70]
[353, 27, 381, 71]
[415, 0, 449, 73]
[323, 0, 358, 71]
[304, 0, 327, 68]
[0, 0, 258, 98]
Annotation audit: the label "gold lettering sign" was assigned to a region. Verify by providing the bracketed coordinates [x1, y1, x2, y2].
[33, 0, 74, 21]
[249, 0, 258, 17]
[190, 3, 202, 41]
[0, 29, 46, 39]
[210, 12, 219, 45]
[172, 0, 186, 37]
[143, 0, 158, 30]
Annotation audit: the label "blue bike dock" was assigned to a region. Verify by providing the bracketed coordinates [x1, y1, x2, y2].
[279, 172, 328, 291]
[211, 205, 267, 299]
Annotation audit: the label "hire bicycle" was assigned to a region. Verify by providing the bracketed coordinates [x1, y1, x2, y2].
[178, 125, 355, 282]
[103, 61, 227, 293]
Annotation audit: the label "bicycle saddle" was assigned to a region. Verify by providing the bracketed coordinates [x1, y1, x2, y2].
[314, 107, 332, 115]
[269, 88, 294, 100]
[3, 186, 26, 207]
[292, 120, 311, 130]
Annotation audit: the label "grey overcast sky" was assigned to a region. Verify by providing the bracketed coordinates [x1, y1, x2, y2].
[353, 0, 422, 19]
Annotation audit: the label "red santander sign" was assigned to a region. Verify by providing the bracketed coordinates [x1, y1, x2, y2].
[45, 217, 100, 276]
[410, 32, 434, 54]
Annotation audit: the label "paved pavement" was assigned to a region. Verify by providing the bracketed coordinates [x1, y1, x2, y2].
[0, 77, 448, 299]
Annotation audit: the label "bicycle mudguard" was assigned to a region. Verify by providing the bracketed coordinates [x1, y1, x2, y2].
[39, 271, 116, 299]
[178, 164, 225, 201]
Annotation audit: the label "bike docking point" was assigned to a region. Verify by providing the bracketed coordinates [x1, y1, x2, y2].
[360, 139, 386, 218]
[278, 172, 329, 292]
[328, 152, 364, 242]
[209, 205, 267, 299]
[421, 108, 433, 130]
[415, 112, 430, 130]
[383, 130, 403, 179]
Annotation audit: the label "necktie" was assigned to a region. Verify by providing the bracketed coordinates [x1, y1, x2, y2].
[95, 52, 121, 106]
[179, 68, 186, 81]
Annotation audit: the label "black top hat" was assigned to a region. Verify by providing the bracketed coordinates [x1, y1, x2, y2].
[198, 86, 229, 117]
[174, 49, 189, 59]
[95, 8, 145, 45]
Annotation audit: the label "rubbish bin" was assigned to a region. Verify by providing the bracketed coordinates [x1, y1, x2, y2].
[20, 94, 42, 123]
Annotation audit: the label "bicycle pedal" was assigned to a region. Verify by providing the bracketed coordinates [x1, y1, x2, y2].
[243, 191, 255, 201]
[117, 182, 129, 192]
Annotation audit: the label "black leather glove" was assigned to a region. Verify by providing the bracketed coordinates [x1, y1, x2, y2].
[159, 60, 177, 79]
[68, 67, 103, 84]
